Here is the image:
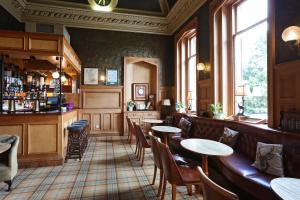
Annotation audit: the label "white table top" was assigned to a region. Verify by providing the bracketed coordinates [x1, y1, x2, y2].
[142, 119, 164, 124]
[0, 142, 11, 154]
[151, 126, 181, 134]
[271, 178, 300, 200]
[180, 138, 233, 156]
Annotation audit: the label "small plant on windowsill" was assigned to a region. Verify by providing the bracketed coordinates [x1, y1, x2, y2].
[127, 100, 135, 111]
[176, 101, 186, 113]
[210, 103, 224, 119]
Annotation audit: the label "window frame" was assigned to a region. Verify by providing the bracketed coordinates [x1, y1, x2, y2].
[175, 18, 198, 113]
[210, 0, 272, 122]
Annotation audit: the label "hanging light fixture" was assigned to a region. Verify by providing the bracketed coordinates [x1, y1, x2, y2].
[52, 71, 60, 79]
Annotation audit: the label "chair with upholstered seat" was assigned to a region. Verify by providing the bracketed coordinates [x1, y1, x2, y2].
[157, 140, 201, 200]
[134, 123, 151, 166]
[0, 135, 19, 191]
[197, 167, 239, 200]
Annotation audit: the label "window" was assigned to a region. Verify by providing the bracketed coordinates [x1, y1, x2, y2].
[233, 0, 268, 119]
[176, 29, 197, 112]
[212, 0, 268, 119]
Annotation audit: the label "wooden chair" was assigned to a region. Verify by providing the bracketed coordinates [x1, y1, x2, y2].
[149, 133, 164, 196]
[126, 117, 140, 157]
[134, 123, 151, 166]
[197, 167, 239, 200]
[157, 140, 201, 200]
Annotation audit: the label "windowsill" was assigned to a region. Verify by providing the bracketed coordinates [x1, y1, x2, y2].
[224, 115, 267, 125]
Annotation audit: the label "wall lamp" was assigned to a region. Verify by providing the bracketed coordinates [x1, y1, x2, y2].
[197, 63, 206, 71]
[282, 26, 300, 56]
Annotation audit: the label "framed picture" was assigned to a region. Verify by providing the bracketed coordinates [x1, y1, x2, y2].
[84, 68, 98, 85]
[132, 83, 149, 100]
[106, 68, 118, 85]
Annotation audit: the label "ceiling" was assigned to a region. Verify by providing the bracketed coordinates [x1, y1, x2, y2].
[1, 0, 206, 35]
[29, 0, 178, 16]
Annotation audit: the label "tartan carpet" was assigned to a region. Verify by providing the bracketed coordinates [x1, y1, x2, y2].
[0, 136, 203, 200]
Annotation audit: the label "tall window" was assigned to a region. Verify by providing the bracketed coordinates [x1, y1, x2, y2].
[233, 0, 268, 119]
[213, 0, 268, 119]
[177, 29, 197, 111]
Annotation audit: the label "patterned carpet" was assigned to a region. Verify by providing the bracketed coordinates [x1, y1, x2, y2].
[0, 136, 203, 200]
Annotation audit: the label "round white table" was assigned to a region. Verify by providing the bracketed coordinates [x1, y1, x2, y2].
[151, 126, 181, 145]
[0, 142, 11, 154]
[181, 139, 233, 175]
[142, 119, 164, 125]
[271, 177, 300, 200]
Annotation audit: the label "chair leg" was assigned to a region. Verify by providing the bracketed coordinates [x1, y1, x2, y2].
[141, 148, 145, 166]
[138, 145, 142, 160]
[152, 165, 157, 185]
[134, 139, 138, 155]
[129, 131, 133, 144]
[5, 180, 12, 191]
[187, 185, 192, 196]
[157, 169, 164, 197]
[172, 184, 177, 200]
[160, 177, 167, 200]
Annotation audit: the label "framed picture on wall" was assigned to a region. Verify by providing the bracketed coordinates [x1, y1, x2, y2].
[132, 83, 149, 100]
[106, 68, 118, 85]
[84, 68, 98, 85]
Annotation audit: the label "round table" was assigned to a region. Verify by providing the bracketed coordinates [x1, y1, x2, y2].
[271, 177, 300, 200]
[151, 126, 181, 145]
[0, 142, 11, 154]
[181, 139, 233, 175]
[142, 119, 164, 125]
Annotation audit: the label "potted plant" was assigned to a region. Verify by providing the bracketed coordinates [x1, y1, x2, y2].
[176, 101, 186, 113]
[210, 103, 223, 119]
[127, 99, 135, 111]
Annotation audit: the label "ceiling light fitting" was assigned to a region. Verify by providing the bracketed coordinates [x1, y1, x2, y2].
[88, 0, 118, 12]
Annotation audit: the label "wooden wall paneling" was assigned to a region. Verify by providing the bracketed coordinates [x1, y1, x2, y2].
[80, 86, 123, 135]
[198, 80, 212, 111]
[27, 124, 58, 154]
[274, 60, 300, 127]
[102, 113, 112, 131]
[113, 113, 122, 133]
[0, 34, 25, 51]
[0, 125, 24, 155]
[92, 114, 101, 131]
[28, 34, 61, 55]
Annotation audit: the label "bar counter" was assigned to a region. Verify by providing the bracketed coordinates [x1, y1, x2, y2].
[0, 109, 78, 167]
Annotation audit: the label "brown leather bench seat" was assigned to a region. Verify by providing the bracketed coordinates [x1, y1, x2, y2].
[169, 113, 300, 200]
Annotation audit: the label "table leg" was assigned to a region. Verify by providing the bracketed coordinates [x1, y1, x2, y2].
[202, 155, 208, 176]
[164, 135, 169, 145]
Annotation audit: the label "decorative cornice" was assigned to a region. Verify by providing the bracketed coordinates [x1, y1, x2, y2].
[0, 0, 207, 35]
[167, 0, 207, 34]
[0, 0, 25, 21]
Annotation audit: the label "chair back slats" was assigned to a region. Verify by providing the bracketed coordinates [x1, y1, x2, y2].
[197, 167, 239, 200]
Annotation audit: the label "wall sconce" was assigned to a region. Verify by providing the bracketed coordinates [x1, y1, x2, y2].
[282, 26, 300, 56]
[100, 75, 106, 82]
[197, 63, 206, 71]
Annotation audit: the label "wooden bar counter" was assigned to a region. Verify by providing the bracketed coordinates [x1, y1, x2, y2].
[0, 110, 78, 167]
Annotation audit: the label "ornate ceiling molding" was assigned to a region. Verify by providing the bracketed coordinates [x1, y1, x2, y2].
[0, 0, 207, 35]
[167, 0, 207, 34]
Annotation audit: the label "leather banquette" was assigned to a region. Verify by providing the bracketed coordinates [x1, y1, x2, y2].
[169, 113, 300, 200]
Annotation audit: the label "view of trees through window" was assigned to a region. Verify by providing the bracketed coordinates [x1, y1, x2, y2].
[234, 0, 268, 119]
